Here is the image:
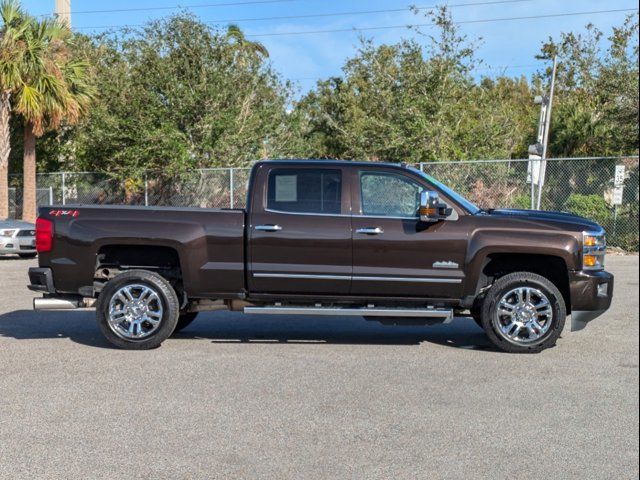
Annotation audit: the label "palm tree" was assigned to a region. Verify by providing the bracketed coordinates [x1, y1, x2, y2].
[0, 0, 28, 219]
[7, 6, 94, 222]
[226, 24, 269, 66]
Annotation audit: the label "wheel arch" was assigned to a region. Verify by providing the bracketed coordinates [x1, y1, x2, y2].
[95, 244, 185, 295]
[473, 253, 572, 314]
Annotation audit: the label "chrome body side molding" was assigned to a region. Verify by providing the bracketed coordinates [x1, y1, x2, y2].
[252, 273, 462, 284]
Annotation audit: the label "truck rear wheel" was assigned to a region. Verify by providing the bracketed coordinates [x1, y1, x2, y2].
[479, 272, 566, 353]
[96, 270, 180, 350]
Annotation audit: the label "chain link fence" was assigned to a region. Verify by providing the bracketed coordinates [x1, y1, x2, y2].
[7, 156, 639, 250]
[418, 156, 639, 251]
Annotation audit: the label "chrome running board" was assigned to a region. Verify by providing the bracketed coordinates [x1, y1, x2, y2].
[243, 306, 453, 322]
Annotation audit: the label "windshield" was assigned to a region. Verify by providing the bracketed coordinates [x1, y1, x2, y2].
[412, 168, 481, 214]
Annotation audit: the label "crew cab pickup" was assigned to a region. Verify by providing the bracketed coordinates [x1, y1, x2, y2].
[28, 160, 614, 352]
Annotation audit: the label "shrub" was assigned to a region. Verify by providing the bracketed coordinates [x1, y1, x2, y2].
[563, 194, 612, 227]
[512, 194, 532, 209]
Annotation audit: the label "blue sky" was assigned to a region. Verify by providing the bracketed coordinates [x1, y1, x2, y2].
[21, 0, 639, 94]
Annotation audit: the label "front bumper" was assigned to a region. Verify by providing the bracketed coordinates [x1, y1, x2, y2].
[569, 269, 614, 331]
[0, 237, 36, 255]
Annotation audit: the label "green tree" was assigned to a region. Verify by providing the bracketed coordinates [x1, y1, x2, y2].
[537, 14, 639, 157]
[0, 0, 94, 221]
[532, 14, 639, 217]
[54, 15, 296, 186]
[0, 0, 28, 219]
[226, 24, 269, 65]
[296, 7, 537, 162]
[18, 19, 94, 221]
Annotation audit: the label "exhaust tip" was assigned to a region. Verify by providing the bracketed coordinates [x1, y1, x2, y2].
[33, 297, 81, 311]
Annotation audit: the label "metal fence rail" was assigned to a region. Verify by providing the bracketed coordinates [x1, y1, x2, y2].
[7, 156, 639, 250]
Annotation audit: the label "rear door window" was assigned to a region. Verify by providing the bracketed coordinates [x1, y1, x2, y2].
[267, 168, 342, 214]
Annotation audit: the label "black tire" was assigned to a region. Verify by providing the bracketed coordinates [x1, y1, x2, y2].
[470, 298, 483, 328]
[19, 253, 37, 259]
[173, 312, 199, 333]
[96, 269, 180, 350]
[480, 272, 566, 354]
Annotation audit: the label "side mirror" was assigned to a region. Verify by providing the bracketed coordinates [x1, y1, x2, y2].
[419, 191, 452, 222]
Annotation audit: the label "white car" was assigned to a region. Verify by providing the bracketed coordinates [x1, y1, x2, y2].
[0, 220, 37, 258]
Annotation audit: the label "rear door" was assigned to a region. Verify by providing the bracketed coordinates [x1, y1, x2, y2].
[248, 164, 352, 295]
[350, 167, 467, 298]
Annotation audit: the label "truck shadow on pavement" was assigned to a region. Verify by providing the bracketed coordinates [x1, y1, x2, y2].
[0, 310, 495, 351]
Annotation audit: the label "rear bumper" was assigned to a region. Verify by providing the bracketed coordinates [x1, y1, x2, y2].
[28, 267, 56, 293]
[29, 267, 89, 310]
[569, 269, 614, 331]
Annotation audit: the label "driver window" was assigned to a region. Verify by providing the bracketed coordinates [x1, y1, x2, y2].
[359, 171, 425, 217]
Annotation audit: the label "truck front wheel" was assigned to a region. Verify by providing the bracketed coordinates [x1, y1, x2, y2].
[96, 270, 180, 350]
[479, 272, 566, 353]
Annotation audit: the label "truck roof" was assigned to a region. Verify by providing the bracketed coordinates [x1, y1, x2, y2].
[256, 159, 412, 169]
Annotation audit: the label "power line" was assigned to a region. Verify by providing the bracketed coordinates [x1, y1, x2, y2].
[476, 63, 542, 71]
[288, 63, 544, 81]
[57, 0, 299, 16]
[75, 0, 531, 30]
[245, 7, 638, 37]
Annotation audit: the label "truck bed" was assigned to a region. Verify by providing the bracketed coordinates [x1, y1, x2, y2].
[37, 205, 246, 298]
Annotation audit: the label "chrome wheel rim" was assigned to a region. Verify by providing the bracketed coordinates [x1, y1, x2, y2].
[493, 286, 553, 345]
[107, 284, 164, 340]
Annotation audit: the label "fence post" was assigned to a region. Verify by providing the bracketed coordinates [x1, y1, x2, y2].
[48, 186, 53, 205]
[229, 168, 235, 209]
[144, 172, 149, 206]
[61, 172, 66, 205]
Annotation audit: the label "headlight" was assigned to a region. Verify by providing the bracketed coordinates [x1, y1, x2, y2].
[583, 231, 606, 271]
[0, 229, 17, 237]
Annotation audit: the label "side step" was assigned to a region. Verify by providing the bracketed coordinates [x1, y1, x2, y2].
[243, 306, 453, 322]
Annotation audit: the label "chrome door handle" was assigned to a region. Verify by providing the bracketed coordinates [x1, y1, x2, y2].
[356, 227, 384, 235]
[255, 224, 283, 232]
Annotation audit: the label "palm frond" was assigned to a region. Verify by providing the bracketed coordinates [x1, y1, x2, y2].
[226, 24, 244, 42]
[252, 41, 269, 59]
[15, 83, 42, 117]
[2, 2, 94, 133]
[0, 0, 27, 32]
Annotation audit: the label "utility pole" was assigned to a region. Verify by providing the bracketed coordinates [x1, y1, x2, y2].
[528, 95, 548, 209]
[527, 55, 558, 210]
[536, 55, 558, 210]
[54, 0, 71, 28]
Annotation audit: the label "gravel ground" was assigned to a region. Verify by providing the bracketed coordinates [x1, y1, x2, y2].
[0, 255, 638, 480]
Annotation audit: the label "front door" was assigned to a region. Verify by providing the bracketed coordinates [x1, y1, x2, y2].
[248, 164, 352, 295]
[350, 168, 467, 298]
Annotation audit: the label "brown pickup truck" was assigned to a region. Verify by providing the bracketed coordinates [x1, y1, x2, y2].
[28, 160, 613, 352]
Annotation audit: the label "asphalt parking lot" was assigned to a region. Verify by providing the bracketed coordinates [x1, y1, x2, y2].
[0, 256, 638, 479]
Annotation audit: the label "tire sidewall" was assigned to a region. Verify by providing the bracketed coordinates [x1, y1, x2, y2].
[481, 273, 566, 353]
[96, 270, 180, 349]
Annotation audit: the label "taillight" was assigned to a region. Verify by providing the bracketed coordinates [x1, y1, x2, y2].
[35, 217, 53, 253]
